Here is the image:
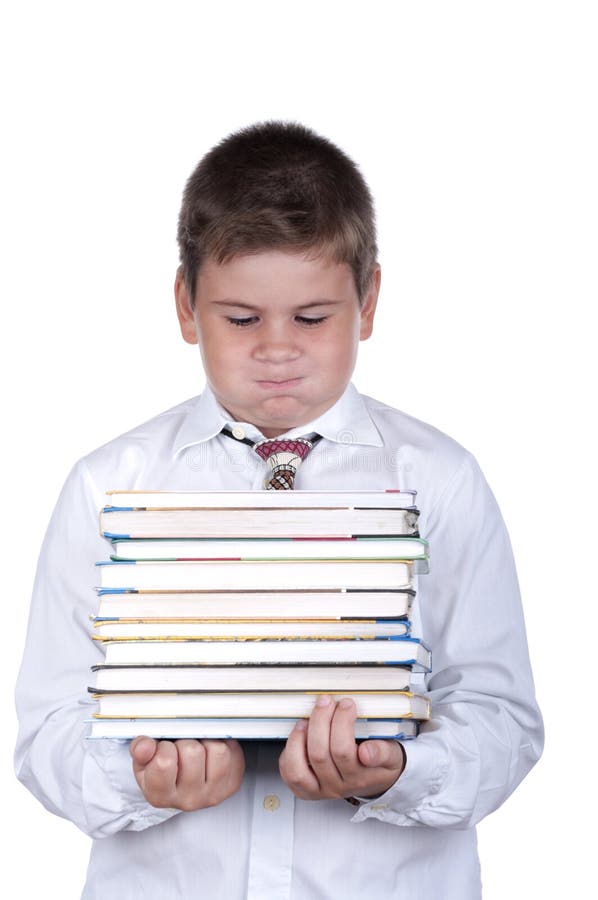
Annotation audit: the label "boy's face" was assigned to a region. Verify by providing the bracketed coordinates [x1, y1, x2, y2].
[175, 250, 379, 438]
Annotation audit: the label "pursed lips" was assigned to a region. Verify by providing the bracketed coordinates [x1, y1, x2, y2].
[255, 377, 304, 390]
[256, 376, 303, 384]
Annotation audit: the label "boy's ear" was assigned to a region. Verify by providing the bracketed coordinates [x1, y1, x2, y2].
[359, 264, 381, 341]
[174, 268, 199, 345]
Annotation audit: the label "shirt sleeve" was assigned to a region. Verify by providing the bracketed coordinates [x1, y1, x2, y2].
[14, 459, 180, 838]
[351, 452, 544, 829]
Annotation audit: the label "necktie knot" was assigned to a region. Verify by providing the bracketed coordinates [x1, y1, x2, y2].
[253, 436, 317, 490]
[220, 426, 322, 490]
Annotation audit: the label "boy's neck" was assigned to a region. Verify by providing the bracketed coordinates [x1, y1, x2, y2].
[224, 410, 325, 440]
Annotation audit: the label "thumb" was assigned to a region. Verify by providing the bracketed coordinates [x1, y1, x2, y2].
[358, 739, 406, 772]
[130, 736, 158, 771]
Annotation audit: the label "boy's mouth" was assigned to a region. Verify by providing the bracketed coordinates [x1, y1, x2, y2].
[256, 377, 303, 390]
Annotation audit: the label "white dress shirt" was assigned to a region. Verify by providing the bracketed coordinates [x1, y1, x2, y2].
[15, 383, 543, 899]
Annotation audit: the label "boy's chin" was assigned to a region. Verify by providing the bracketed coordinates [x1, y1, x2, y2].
[249, 397, 317, 436]
[254, 410, 308, 437]
[219, 384, 341, 435]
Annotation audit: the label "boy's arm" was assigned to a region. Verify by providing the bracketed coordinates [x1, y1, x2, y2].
[14, 460, 184, 837]
[349, 452, 544, 828]
[280, 452, 543, 828]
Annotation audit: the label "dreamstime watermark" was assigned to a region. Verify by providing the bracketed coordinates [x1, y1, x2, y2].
[183, 440, 412, 475]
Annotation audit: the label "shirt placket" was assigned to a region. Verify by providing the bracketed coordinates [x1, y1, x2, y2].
[246, 742, 295, 900]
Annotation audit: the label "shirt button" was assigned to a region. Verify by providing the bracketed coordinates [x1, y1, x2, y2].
[263, 794, 280, 812]
[231, 426, 246, 440]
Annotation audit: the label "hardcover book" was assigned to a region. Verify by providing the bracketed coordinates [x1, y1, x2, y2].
[101, 636, 432, 668]
[88, 716, 421, 741]
[92, 689, 431, 720]
[91, 663, 416, 693]
[96, 559, 423, 591]
[92, 618, 411, 640]
[94, 589, 415, 621]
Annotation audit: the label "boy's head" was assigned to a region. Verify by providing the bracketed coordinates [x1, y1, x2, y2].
[175, 121, 380, 437]
[177, 120, 378, 306]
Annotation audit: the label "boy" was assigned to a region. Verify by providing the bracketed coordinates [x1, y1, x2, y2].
[15, 122, 543, 899]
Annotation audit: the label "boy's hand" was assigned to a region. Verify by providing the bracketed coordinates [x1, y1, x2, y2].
[279, 695, 406, 801]
[130, 737, 245, 811]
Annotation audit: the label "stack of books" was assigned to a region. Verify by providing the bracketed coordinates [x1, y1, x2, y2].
[88, 490, 431, 741]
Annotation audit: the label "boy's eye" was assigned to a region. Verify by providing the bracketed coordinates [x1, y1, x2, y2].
[227, 316, 258, 327]
[295, 315, 328, 326]
[226, 315, 328, 327]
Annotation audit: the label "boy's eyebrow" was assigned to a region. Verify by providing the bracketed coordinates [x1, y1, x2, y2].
[210, 299, 344, 311]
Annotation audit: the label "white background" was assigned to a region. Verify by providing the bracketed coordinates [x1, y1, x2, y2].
[1, 1, 596, 896]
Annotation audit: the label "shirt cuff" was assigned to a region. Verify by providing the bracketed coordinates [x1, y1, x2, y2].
[83, 739, 181, 835]
[349, 738, 448, 826]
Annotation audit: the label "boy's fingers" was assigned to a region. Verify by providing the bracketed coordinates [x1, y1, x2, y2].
[175, 739, 206, 791]
[306, 696, 343, 787]
[142, 740, 179, 803]
[222, 739, 246, 779]
[206, 740, 245, 799]
[329, 698, 360, 778]
[130, 736, 158, 770]
[202, 739, 235, 783]
[279, 720, 320, 795]
[358, 739, 406, 774]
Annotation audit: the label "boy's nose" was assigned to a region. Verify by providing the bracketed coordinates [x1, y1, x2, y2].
[252, 325, 301, 363]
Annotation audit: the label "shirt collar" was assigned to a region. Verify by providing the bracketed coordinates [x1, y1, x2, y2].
[172, 382, 383, 458]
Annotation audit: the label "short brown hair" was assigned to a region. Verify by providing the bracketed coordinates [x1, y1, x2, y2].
[177, 121, 378, 305]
